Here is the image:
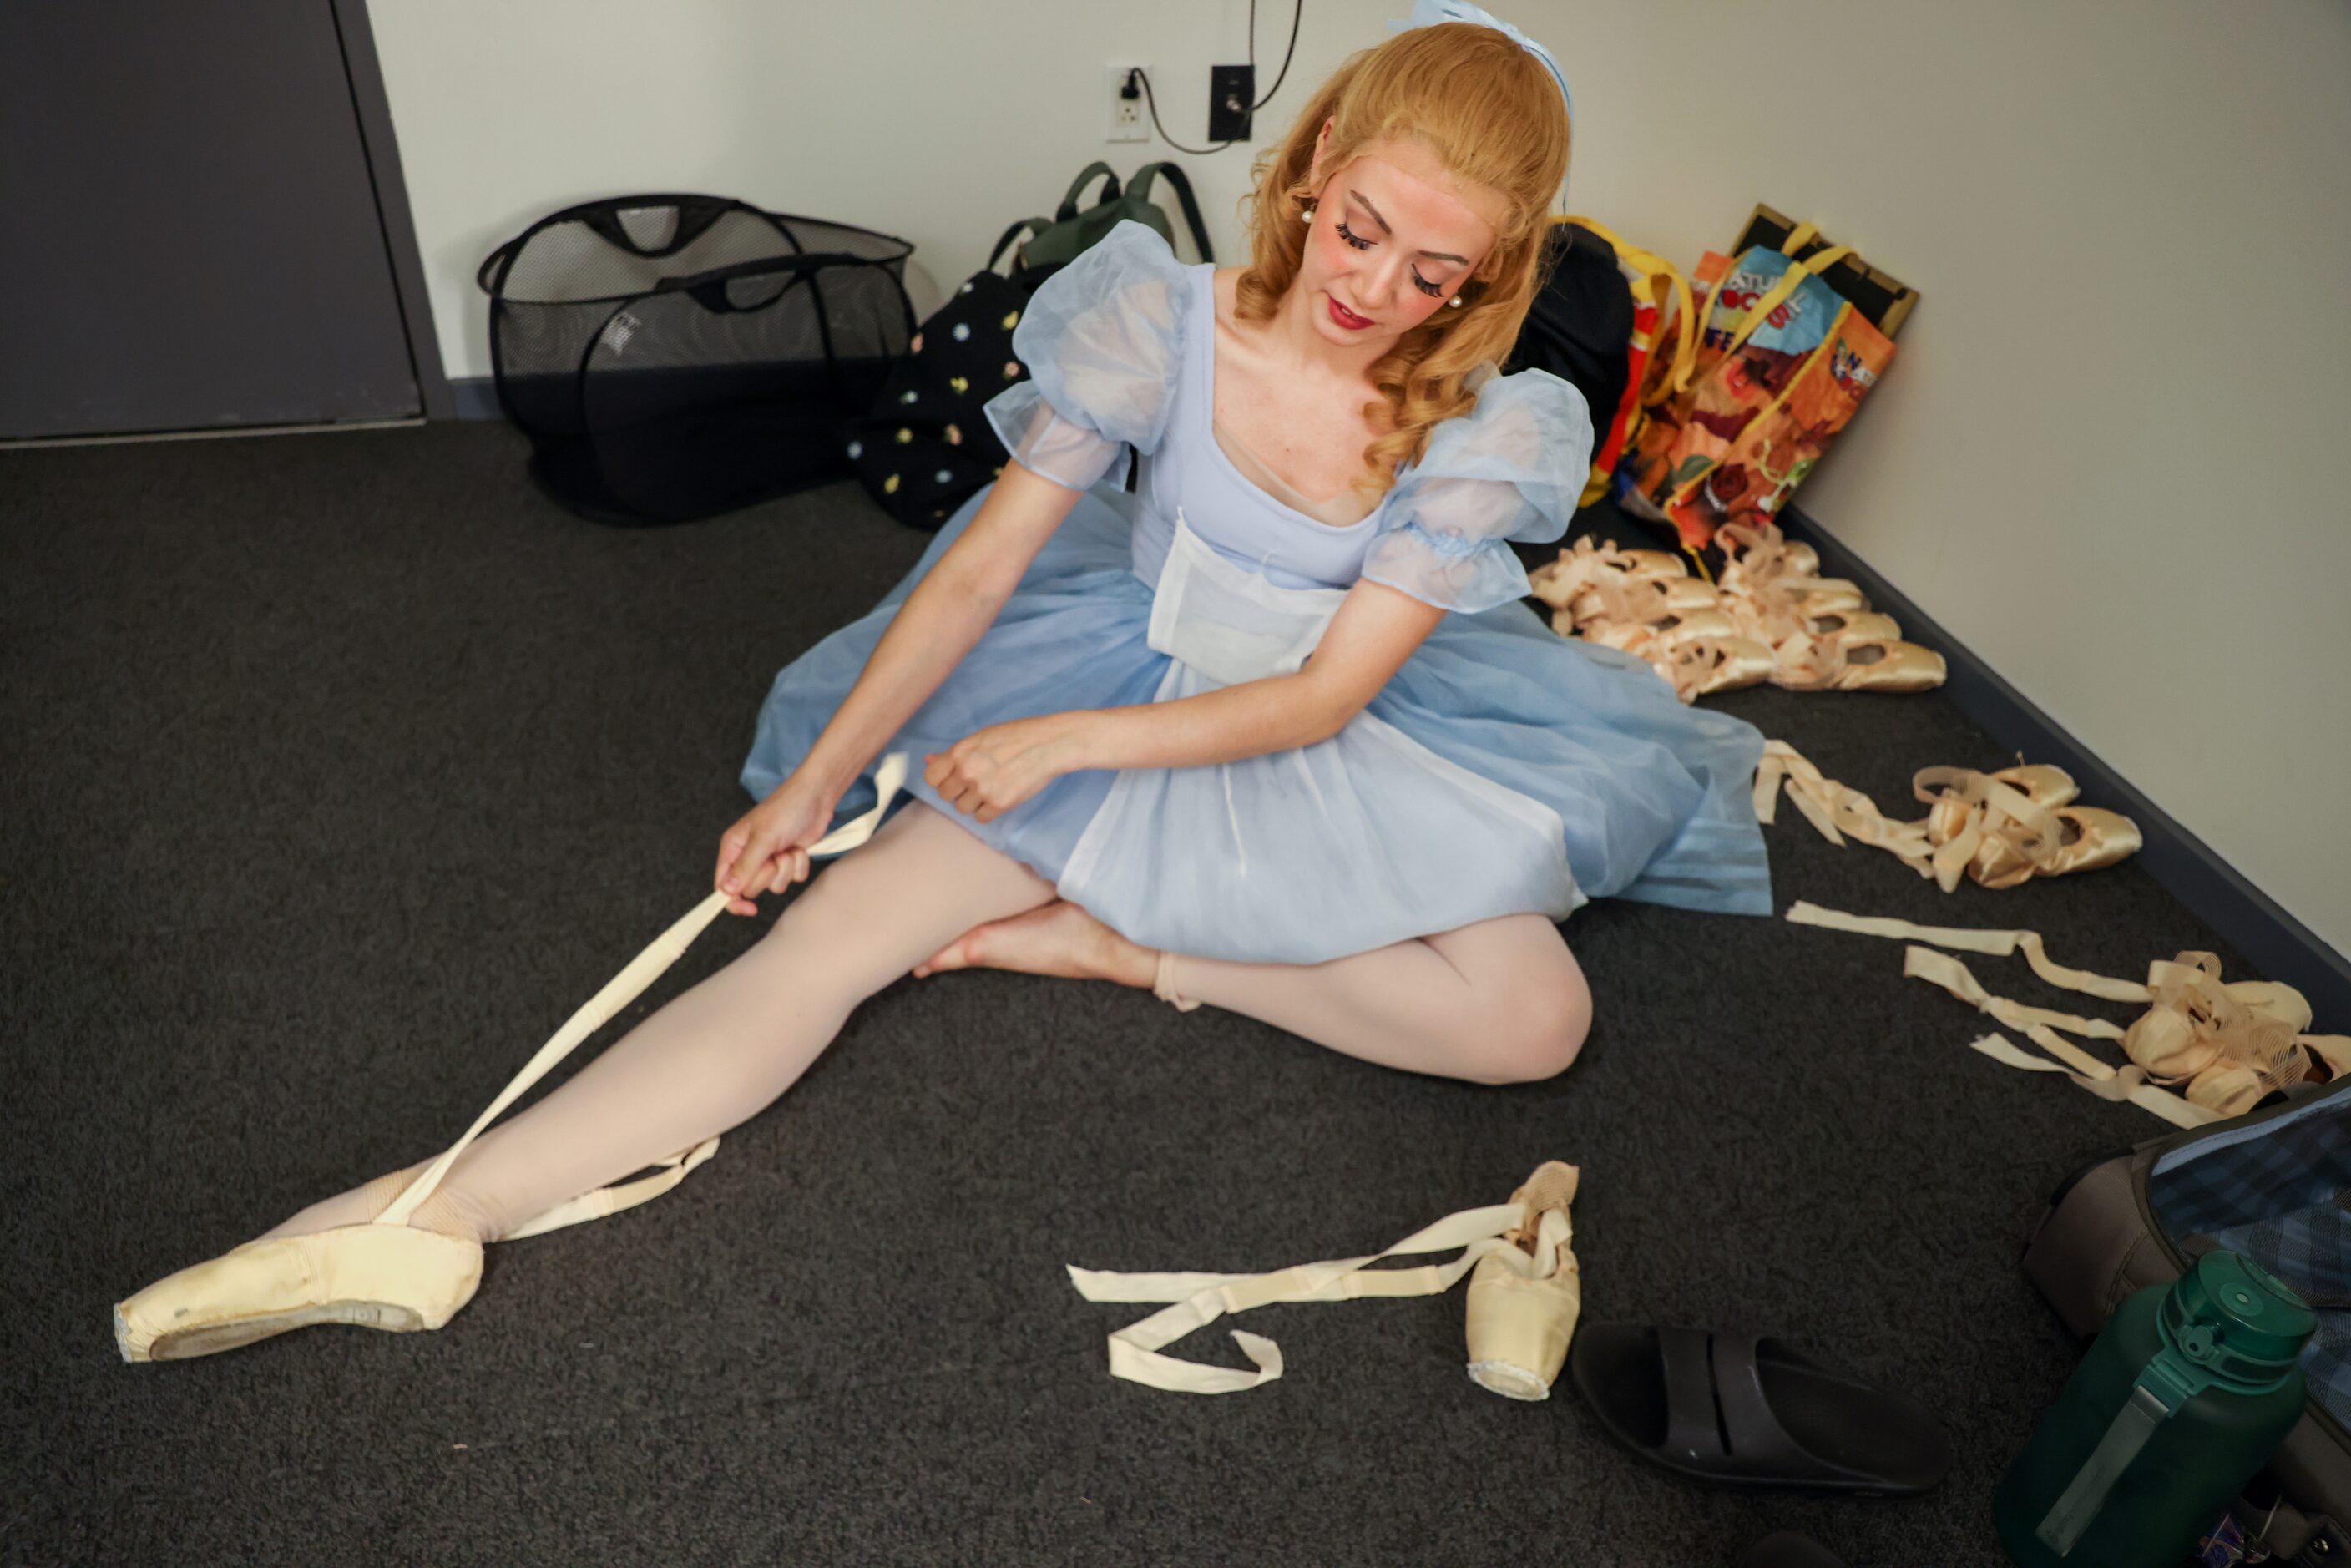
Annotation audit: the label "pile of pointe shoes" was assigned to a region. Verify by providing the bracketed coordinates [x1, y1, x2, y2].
[1757, 743, 2144, 892]
[2123, 951, 2347, 1116]
[1528, 523, 1946, 702]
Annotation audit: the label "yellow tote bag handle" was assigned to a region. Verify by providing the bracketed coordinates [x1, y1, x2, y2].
[1563, 215, 1700, 400]
[1721, 243, 1853, 359]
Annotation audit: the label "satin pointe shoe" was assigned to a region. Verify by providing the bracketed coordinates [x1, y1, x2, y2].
[1965, 805, 2140, 890]
[1919, 763, 2078, 851]
[1792, 579, 1872, 619]
[1914, 763, 2082, 890]
[1528, 538, 1685, 611]
[113, 753, 920, 1366]
[2035, 806, 2143, 878]
[1774, 635, 1946, 694]
[1800, 606, 1900, 648]
[1464, 1160, 1582, 1400]
[1764, 611, 1903, 690]
[1567, 573, 1719, 635]
[115, 1224, 483, 1363]
[1656, 625, 1777, 701]
[2120, 953, 2313, 1118]
[1580, 609, 1772, 701]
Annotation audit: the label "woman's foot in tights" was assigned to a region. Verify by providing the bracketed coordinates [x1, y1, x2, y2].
[254, 1161, 497, 1245]
[913, 898, 1158, 989]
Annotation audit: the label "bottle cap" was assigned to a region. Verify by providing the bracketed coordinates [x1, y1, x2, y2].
[2161, 1250, 2317, 1388]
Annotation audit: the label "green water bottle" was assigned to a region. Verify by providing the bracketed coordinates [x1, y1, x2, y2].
[1995, 1250, 2313, 1565]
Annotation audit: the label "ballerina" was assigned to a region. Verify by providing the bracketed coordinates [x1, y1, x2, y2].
[115, 3, 1768, 1363]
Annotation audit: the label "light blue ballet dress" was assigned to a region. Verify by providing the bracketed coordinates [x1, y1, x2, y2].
[744, 220, 1770, 964]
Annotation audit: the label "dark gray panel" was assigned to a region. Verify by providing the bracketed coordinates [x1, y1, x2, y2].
[0, 2, 421, 438]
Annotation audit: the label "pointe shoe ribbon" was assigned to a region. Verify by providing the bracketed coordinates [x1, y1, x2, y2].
[1784, 902, 2348, 1126]
[1752, 741, 1934, 872]
[377, 751, 914, 1237]
[1756, 746, 2140, 891]
[1912, 766, 2067, 893]
[1065, 1163, 1580, 1395]
[1716, 521, 1818, 601]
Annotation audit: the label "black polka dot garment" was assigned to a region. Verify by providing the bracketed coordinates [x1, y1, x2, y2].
[843, 266, 1039, 529]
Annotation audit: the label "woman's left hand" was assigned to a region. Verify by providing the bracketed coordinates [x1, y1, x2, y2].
[925, 711, 1090, 822]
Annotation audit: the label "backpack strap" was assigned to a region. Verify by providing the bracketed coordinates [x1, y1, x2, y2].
[1056, 163, 1122, 221]
[1126, 162, 1216, 263]
[989, 215, 1055, 274]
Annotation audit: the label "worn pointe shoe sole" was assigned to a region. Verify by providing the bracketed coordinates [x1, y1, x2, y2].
[115, 1223, 483, 1363]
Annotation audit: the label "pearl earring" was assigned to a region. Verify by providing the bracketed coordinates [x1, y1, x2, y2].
[1448, 295, 1464, 308]
[1299, 201, 1315, 225]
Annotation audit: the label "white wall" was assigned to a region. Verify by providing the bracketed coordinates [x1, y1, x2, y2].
[366, 0, 1343, 375]
[366, 0, 2351, 958]
[1548, 0, 2351, 958]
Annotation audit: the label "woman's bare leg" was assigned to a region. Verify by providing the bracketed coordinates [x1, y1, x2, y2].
[918, 903, 1590, 1086]
[259, 802, 1058, 1244]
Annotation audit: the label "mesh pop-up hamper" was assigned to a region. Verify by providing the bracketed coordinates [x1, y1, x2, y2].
[479, 195, 916, 525]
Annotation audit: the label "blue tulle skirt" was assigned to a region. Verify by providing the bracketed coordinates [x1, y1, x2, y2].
[744, 483, 1770, 964]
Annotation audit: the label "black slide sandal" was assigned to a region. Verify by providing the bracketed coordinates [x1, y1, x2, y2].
[1570, 1323, 1952, 1495]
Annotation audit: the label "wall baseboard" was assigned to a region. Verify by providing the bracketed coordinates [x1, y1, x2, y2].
[1778, 506, 2351, 1024]
[450, 375, 500, 421]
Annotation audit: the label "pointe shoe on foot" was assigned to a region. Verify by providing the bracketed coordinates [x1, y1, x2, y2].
[109, 759, 917, 1368]
[1464, 1160, 1582, 1400]
[115, 1223, 483, 1363]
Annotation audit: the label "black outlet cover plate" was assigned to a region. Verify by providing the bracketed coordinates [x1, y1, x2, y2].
[1209, 63, 1255, 142]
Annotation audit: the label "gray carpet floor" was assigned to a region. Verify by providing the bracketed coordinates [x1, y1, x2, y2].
[2, 422, 2247, 1565]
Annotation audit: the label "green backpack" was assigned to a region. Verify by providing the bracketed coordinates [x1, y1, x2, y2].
[997, 160, 1215, 281]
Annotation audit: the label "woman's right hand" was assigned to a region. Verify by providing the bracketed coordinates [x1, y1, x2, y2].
[714, 773, 841, 917]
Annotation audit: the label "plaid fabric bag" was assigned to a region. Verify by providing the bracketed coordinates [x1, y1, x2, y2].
[1616, 224, 1895, 551]
[2022, 1080, 2351, 1564]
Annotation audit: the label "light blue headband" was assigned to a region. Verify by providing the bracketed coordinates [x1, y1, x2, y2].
[1388, 0, 1574, 130]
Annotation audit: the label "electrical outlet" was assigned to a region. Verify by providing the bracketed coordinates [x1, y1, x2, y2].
[1208, 63, 1254, 143]
[1105, 64, 1148, 143]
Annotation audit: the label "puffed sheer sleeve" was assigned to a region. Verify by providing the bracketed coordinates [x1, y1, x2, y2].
[981, 219, 1190, 493]
[1359, 369, 1593, 615]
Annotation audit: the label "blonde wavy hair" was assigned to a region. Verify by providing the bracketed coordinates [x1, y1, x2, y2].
[1232, 21, 1572, 497]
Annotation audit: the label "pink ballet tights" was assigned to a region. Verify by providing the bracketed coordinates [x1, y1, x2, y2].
[260, 802, 1587, 1246]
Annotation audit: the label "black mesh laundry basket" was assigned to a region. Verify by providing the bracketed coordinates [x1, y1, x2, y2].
[480, 195, 917, 525]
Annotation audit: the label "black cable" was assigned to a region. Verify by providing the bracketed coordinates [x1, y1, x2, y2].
[1133, 67, 1231, 157]
[1130, 0, 1299, 158]
[1254, 0, 1302, 109]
